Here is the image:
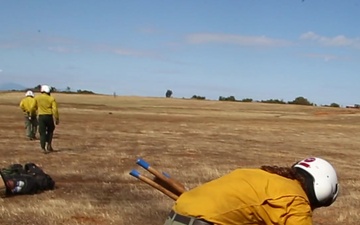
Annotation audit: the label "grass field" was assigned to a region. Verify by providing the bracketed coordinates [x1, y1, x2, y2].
[0, 92, 359, 225]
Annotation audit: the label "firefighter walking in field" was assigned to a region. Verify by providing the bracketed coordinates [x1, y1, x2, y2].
[19, 90, 38, 140]
[34, 85, 59, 153]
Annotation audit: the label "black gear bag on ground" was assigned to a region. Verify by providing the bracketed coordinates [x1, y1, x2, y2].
[0, 163, 55, 195]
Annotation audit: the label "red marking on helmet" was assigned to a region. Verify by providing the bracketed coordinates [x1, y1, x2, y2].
[299, 162, 310, 168]
[304, 158, 316, 163]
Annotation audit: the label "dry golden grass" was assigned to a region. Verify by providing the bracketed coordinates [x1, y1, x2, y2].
[0, 91, 359, 225]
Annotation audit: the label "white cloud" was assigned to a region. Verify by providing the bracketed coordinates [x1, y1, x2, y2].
[185, 33, 292, 47]
[0, 69, 2, 73]
[300, 32, 360, 49]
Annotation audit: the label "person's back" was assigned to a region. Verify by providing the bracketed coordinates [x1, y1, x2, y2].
[164, 157, 339, 225]
[174, 168, 312, 225]
[20, 95, 37, 117]
[35, 93, 58, 117]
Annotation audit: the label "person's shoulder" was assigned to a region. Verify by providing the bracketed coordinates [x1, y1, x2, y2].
[21, 97, 29, 102]
[233, 168, 263, 173]
[49, 95, 56, 101]
[230, 168, 264, 176]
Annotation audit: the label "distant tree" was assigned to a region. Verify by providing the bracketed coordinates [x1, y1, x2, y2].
[219, 96, 236, 101]
[240, 98, 253, 102]
[191, 95, 206, 100]
[228, 96, 236, 101]
[166, 89, 173, 98]
[329, 103, 340, 108]
[65, 86, 71, 92]
[34, 85, 41, 92]
[50, 86, 57, 92]
[288, 96, 312, 106]
[261, 99, 286, 104]
[77, 89, 95, 94]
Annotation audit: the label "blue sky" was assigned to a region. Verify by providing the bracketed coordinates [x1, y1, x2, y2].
[0, 1, 359, 106]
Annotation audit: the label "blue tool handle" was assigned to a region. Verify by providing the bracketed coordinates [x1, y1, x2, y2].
[129, 169, 141, 178]
[136, 158, 150, 169]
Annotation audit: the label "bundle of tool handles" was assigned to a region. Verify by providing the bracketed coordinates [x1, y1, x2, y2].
[130, 158, 186, 200]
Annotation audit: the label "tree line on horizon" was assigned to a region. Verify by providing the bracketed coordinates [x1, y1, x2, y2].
[165, 89, 342, 108]
[12, 85, 95, 95]
[6, 86, 346, 108]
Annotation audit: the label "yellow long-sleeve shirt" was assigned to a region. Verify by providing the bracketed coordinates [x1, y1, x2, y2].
[174, 169, 313, 225]
[34, 93, 59, 120]
[19, 96, 37, 116]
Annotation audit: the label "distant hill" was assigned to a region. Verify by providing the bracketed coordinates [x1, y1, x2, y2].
[0, 82, 27, 91]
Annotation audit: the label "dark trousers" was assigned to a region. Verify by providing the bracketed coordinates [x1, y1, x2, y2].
[38, 115, 55, 149]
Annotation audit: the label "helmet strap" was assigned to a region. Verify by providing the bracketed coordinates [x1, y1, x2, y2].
[295, 168, 322, 209]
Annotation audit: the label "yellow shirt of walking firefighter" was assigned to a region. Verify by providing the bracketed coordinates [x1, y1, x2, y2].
[19, 91, 37, 116]
[34, 92, 59, 119]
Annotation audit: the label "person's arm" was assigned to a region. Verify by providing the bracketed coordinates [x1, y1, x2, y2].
[52, 98, 59, 124]
[284, 214, 313, 225]
[30, 98, 37, 116]
[283, 197, 313, 225]
[265, 196, 313, 225]
[19, 100, 26, 113]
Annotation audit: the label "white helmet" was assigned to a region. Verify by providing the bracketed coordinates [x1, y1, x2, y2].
[40, 85, 51, 93]
[25, 90, 34, 97]
[293, 157, 339, 207]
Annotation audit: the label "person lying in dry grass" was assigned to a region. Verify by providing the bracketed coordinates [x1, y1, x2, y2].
[164, 157, 339, 225]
